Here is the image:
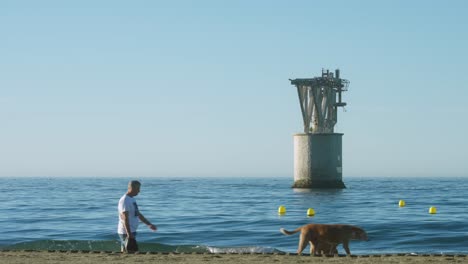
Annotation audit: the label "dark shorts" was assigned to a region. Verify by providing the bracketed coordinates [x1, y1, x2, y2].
[118, 232, 137, 252]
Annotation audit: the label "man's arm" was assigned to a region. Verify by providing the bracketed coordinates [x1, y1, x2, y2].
[138, 213, 157, 231]
[121, 211, 134, 238]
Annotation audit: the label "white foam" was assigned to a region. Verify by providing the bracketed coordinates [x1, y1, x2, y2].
[207, 246, 280, 254]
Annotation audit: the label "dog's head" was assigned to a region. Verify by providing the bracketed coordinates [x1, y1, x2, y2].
[351, 227, 369, 241]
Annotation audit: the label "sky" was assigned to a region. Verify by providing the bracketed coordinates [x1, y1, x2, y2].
[1, 0, 467, 178]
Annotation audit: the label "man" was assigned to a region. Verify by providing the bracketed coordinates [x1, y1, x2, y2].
[117, 180, 157, 252]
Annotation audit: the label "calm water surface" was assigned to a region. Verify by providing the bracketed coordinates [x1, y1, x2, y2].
[1, 177, 467, 254]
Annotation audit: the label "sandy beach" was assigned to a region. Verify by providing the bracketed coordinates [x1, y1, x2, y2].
[1, 251, 467, 264]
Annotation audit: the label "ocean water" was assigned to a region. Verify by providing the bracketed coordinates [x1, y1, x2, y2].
[1, 177, 467, 254]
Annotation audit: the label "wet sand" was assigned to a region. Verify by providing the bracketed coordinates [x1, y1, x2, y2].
[1, 251, 467, 264]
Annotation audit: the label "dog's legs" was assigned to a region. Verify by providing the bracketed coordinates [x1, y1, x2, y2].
[329, 243, 338, 255]
[296, 232, 308, 255]
[308, 241, 315, 255]
[307, 238, 321, 256]
[342, 240, 351, 255]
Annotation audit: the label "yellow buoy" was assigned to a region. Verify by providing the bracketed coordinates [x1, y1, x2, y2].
[429, 206, 437, 214]
[307, 208, 315, 217]
[278, 205, 286, 215]
[399, 200, 406, 207]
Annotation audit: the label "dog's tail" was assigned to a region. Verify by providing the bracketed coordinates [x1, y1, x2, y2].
[280, 227, 302, 236]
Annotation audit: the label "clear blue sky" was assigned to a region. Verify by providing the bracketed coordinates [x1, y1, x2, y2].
[1, 0, 467, 177]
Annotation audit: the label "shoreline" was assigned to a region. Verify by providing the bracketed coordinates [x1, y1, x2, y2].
[1, 250, 467, 264]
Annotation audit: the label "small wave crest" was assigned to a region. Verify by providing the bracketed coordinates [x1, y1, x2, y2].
[207, 246, 281, 254]
[2, 240, 282, 254]
[3, 240, 120, 252]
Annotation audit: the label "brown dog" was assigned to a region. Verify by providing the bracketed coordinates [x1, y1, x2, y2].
[280, 223, 368, 255]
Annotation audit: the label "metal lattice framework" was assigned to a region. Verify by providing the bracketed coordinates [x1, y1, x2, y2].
[290, 69, 349, 133]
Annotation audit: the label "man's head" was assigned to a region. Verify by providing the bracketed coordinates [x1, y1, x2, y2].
[127, 180, 141, 197]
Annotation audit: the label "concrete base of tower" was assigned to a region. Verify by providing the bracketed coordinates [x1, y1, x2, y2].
[292, 178, 346, 189]
[293, 133, 346, 189]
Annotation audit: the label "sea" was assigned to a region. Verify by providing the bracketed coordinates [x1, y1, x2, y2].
[1, 177, 467, 255]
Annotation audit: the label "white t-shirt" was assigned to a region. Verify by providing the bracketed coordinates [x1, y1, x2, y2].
[117, 194, 140, 234]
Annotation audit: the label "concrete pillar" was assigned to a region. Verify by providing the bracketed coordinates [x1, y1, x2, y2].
[293, 133, 345, 188]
